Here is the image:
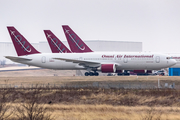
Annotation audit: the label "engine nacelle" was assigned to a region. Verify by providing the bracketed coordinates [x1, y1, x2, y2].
[99, 64, 116, 73]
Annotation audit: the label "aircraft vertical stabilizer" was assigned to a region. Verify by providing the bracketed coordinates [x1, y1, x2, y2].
[7, 27, 40, 56]
[62, 25, 93, 53]
[44, 30, 71, 53]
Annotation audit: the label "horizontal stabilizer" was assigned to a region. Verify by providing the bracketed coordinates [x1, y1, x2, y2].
[5, 56, 32, 62]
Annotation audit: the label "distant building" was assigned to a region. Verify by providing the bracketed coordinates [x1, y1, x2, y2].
[39, 40, 142, 52]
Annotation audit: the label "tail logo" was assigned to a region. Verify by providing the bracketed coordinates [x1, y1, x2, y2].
[10, 30, 31, 52]
[65, 29, 85, 50]
[47, 34, 67, 53]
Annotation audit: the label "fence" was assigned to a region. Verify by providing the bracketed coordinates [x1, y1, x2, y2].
[0, 81, 179, 89]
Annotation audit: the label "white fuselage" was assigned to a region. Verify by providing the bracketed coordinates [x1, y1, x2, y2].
[10, 52, 176, 71]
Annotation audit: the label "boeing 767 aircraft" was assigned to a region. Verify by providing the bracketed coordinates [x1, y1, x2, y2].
[5, 26, 176, 76]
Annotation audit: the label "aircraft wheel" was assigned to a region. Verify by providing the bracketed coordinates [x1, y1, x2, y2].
[85, 72, 89, 76]
[145, 73, 148, 76]
[124, 73, 130, 76]
[117, 73, 123, 76]
[94, 72, 99, 76]
[89, 72, 94, 76]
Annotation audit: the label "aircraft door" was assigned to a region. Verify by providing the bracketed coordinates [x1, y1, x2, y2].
[41, 56, 46, 63]
[123, 57, 128, 63]
[156, 56, 160, 63]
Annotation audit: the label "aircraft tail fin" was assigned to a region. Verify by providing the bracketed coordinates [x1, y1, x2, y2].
[7, 26, 40, 56]
[62, 25, 93, 53]
[44, 30, 71, 53]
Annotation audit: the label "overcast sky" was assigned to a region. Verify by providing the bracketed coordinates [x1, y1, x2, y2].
[0, 0, 180, 53]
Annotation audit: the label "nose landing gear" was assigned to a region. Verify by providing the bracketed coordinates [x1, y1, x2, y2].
[85, 71, 99, 76]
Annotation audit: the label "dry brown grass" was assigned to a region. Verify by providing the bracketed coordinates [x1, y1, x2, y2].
[0, 88, 180, 119]
[38, 88, 180, 119]
[6, 104, 180, 120]
[41, 104, 180, 120]
[0, 74, 180, 119]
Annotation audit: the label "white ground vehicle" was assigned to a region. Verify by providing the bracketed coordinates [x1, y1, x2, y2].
[153, 70, 165, 76]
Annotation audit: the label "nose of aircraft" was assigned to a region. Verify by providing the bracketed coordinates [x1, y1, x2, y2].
[169, 59, 177, 66]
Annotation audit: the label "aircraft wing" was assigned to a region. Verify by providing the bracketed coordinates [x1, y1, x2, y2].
[53, 57, 101, 68]
[5, 56, 32, 62]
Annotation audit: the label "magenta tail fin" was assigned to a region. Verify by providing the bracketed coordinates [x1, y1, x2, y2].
[7, 26, 40, 56]
[44, 30, 71, 53]
[62, 25, 93, 53]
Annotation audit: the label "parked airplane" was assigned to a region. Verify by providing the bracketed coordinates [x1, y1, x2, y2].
[5, 26, 176, 76]
[44, 30, 71, 53]
[62, 25, 93, 53]
[61, 25, 154, 75]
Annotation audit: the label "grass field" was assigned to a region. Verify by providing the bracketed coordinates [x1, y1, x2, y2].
[0, 87, 180, 120]
[7, 104, 180, 120]
[0, 70, 180, 120]
[47, 104, 180, 120]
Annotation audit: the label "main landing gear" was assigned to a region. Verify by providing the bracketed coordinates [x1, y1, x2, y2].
[85, 72, 99, 76]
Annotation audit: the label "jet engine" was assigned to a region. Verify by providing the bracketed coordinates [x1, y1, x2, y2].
[97, 64, 116, 73]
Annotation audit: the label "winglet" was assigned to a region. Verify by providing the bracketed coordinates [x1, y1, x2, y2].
[62, 25, 93, 53]
[44, 30, 71, 53]
[7, 26, 40, 56]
